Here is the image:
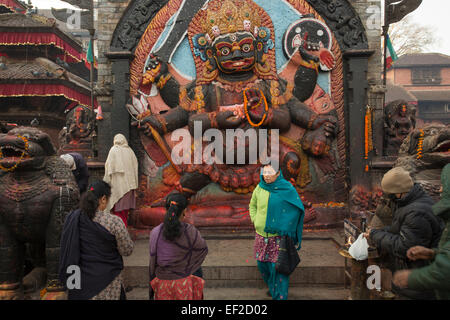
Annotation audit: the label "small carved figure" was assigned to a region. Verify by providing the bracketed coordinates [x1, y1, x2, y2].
[58, 105, 96, 158]
[384, 100, 416, 156]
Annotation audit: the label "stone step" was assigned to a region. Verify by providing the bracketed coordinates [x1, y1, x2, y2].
[123, 230, 347, 288]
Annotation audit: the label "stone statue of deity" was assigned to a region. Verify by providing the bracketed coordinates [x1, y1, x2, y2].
[128, 0, 346, 228]
[384, 100, 416, 156]
[58, 105, 96, 158]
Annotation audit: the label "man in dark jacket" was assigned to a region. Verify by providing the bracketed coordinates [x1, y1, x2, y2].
[393, 163, 450, 300]
[60, 153, 89, 193]
[365, 166, 443, 300]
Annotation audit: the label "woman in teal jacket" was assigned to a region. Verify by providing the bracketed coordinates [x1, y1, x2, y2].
[249, 165, 305, 300]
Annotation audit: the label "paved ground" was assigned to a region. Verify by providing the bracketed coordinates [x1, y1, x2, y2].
[123, 230, 348, 291]
[124, 229, 345, 268]
[28, 230, 350, 300]
[126, 285, 350, 300]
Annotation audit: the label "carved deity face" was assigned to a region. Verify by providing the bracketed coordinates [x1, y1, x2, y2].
[243, 19, 251, 31]
[213, 32, 257, 74]
[394, 119, 412, 140]
[393, 104, 415, 140]
[311, 137, 327, 156]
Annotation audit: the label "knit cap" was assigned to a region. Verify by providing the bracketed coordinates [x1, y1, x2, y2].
[381, 166, 414, 194]
[60, 154, 76, 171]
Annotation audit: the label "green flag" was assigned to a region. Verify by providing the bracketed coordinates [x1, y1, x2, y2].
[386, 34, 398, 70]
[87, 39, 94, 64]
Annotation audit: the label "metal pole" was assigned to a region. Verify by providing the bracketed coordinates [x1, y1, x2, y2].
[89, 29, 95, 109]
[382, 1, 389, 87]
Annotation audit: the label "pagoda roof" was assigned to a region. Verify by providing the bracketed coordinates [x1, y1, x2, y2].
[0, 0, 27, 13]
[0, 13, 84, 62]
[0, 57, 96, 108]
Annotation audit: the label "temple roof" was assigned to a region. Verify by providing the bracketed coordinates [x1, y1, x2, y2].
[0, 0, 27, 14]
[0, 57, 95, 107]
[393, 53, 450, 68]
[0, 13, 84, 62]
[0, 12, 55, 27]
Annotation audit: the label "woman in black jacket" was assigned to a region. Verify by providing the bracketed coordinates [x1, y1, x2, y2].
[365, 167, 443, 300]
[59, 180, 134, 300]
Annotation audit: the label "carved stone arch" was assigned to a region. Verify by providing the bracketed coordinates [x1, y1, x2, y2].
[305, 0, 369, 51]
[110, 0, 169, 52]
[110, 0, 369, 53]
[106, 0, 374, 211]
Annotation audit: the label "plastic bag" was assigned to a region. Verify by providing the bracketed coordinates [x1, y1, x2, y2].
[348, 234, 369, 260]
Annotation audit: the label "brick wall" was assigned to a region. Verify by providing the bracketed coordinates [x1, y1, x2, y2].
[388, 67, 450, 90]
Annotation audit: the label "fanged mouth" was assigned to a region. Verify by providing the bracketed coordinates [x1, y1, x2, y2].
[0, 145, 30, 161]
[432, 140, 450, 154]
[222, 58, 254, 69]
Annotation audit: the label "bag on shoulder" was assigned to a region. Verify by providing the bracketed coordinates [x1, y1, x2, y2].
[276, 236, 300, 275]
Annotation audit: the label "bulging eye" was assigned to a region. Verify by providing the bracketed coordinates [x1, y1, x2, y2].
[221, 47, 231, 56]
[242, 43, 252, 53]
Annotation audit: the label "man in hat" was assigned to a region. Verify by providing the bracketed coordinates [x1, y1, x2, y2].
[364, 166, 443, 300]
[392, 163, 450, 300]
[60, 152, 90, 194]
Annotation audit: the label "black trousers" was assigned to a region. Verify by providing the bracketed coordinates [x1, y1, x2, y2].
[120, 286, 127, 300]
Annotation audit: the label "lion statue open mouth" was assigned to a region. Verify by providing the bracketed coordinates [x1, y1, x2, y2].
[0, 127, 79, 300]
[395, 123, 450, 200]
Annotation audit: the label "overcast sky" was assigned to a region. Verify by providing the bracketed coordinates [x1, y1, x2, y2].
[402, 0, 450, 55]
[29, 0, 450, 55]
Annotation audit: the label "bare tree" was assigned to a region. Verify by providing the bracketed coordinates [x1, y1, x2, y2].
[388, 16, 440, 56]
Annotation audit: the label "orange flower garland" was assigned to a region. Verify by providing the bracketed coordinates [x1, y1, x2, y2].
[243, 88, 269, 127]
[0, 135, 29, 172]
[313, 202, 346, 208]
[364, 106, 373, 172]
[416, 129, 424, 159]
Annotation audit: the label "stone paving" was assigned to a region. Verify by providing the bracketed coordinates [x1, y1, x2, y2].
[28, 230, 351, 300]
[127, 285, 350, 300]
[123, 230, 349, 296]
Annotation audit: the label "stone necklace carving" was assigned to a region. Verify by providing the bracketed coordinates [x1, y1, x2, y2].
[0, 172, 51, 202]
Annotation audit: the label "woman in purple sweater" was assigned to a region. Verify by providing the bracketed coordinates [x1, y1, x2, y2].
[148, 193, 208, 300]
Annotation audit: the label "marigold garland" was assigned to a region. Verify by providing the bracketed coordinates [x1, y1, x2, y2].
[313, 202, 346, 208]
[243, 88, 269, 127]
[416, 129, 425, 159]
[364, 106, 373, 172]
[0, 135, 29, 172]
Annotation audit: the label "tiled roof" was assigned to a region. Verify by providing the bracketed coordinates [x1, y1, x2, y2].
[410, 90, 450, 102]
[386, 81, 417, 104]
[0, 57, 90, 91]
[0, 62, 52, 80]
[0, 13, 83, 54]
[0, 12, 55, 28]
[394, 53, 450, 67]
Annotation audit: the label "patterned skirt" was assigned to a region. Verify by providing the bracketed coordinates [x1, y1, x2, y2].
[151, 275, 205, 300]
[254, 234, 281, 263]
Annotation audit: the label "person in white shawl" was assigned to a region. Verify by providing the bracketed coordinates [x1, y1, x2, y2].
[104, 134, 138, 226]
